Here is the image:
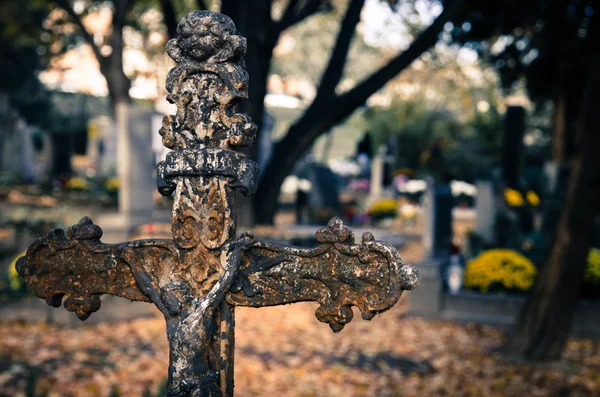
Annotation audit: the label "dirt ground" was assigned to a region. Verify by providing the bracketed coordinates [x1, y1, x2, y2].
[1, 302, 600, 397]
[1, 241, 599, 397]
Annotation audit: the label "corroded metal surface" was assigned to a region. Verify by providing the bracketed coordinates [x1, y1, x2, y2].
[229, 217, 419, 332]
[16, 10, 419, 397]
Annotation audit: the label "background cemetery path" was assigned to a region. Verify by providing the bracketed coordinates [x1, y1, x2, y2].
[1, 241, 600, 397]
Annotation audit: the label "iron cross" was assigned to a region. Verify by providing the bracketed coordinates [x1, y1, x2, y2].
[16, 10, 419, 397]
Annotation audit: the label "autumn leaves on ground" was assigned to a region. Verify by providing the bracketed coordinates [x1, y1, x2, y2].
[1, 242, 599, 397]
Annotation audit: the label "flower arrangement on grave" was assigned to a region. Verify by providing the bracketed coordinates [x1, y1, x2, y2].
[526, 190, 540, 206]
[8, 252, 24, 291]
[504, 188, 525, 207]
[584, 247, 600, 285]
[368, 199, 398, 221]
[65, 176, 89, 191]
[504, 187, 541, 208]
[104, 177, 119, 192]
[397, 179, 426, 204]
[464, 249, 537, 292]
[349, 178, 370, 193]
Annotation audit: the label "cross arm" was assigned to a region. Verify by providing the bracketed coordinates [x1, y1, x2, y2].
[15, 217, 177, 320]
[227, 218, 419, 332]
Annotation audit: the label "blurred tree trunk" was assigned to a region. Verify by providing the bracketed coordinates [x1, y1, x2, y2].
[502, 22, 600, 360]
[222, 0, 277, 142]
[56, 0, 132, 111]
[221, 0, 278, 226]
[0, 93, 11, 173]
[56, 0, 132, 210]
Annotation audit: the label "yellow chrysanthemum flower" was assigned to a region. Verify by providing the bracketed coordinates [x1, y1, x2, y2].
[66, 177, 89, 190]
[526, 190, 540, 206]
[584, 248, 600, 285]
[8, 251, 25, 291]
[504, 188, 524, 207]
[368, 199, 398, 218]
[105, 177, 119, 192]
[465, 249, 537, 292]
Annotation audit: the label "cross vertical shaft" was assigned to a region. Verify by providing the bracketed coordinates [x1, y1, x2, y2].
[156, 11, 257, 395]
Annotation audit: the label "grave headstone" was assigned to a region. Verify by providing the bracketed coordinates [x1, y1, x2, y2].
[308, 163, 341, 223]
[369, 145, 386, 201]
[96, 109, 158, 242]
[258, 110, 274, 174]
[87, 116, 117, 177]
[408, 178, 453, 318]
[422, 179, 453, 258]
[475, 180, 496, 244]
[118, 108, 155, 219]
[503, 106, 525, 188]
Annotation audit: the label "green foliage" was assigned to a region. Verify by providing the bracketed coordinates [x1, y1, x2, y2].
[270, 3, 386, 85]
[450, 1, 596, 107]
[0, 1, 52, 125]
[364, 96, 503, 182]
[584, 248, 600, 286]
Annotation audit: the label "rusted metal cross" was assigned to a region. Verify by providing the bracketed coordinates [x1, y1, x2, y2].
[16, 10, 419, 397]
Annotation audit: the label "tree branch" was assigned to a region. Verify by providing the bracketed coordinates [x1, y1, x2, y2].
[111, 0, 130, 27]
[108, 0, 130, 68]
[257, 1, 463, 211]
[161, 0, 178, 39]
[279, 0, 300, 29]
[54, 0, 105, 66]
[315, 0, 364, 98]
[336, 0, 463, 111]
[277, 0, 332, 33]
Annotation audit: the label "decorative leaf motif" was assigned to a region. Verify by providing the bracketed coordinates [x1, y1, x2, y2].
[228, 217, 419, 332]
[15, 217, 175, 320]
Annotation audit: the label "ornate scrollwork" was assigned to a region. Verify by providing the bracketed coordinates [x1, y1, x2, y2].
[228, 217, 419, 332]
[157, 11, 258, 195]
[14, 217, 179, 320]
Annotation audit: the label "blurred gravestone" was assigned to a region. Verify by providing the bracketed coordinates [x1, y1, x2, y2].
[475, 180, 496, 244]
[123, 108, 156, 219]
[502, 106, 525, 188]
[422, 180, 453, 258]
[408, 179, 452, 318]
[369, 145, 386, 201]
[308, 163, 341, 224]
[497, 105, 533, 244]
[87, 117, 116, 177]
[258, 110, 274, 174]
[383, 138, 396, 188]
[18, 121, 36, 183]
[96, 109, 157, 242]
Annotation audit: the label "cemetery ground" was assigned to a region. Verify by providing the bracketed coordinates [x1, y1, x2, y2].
[1, 240, 600, 397]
